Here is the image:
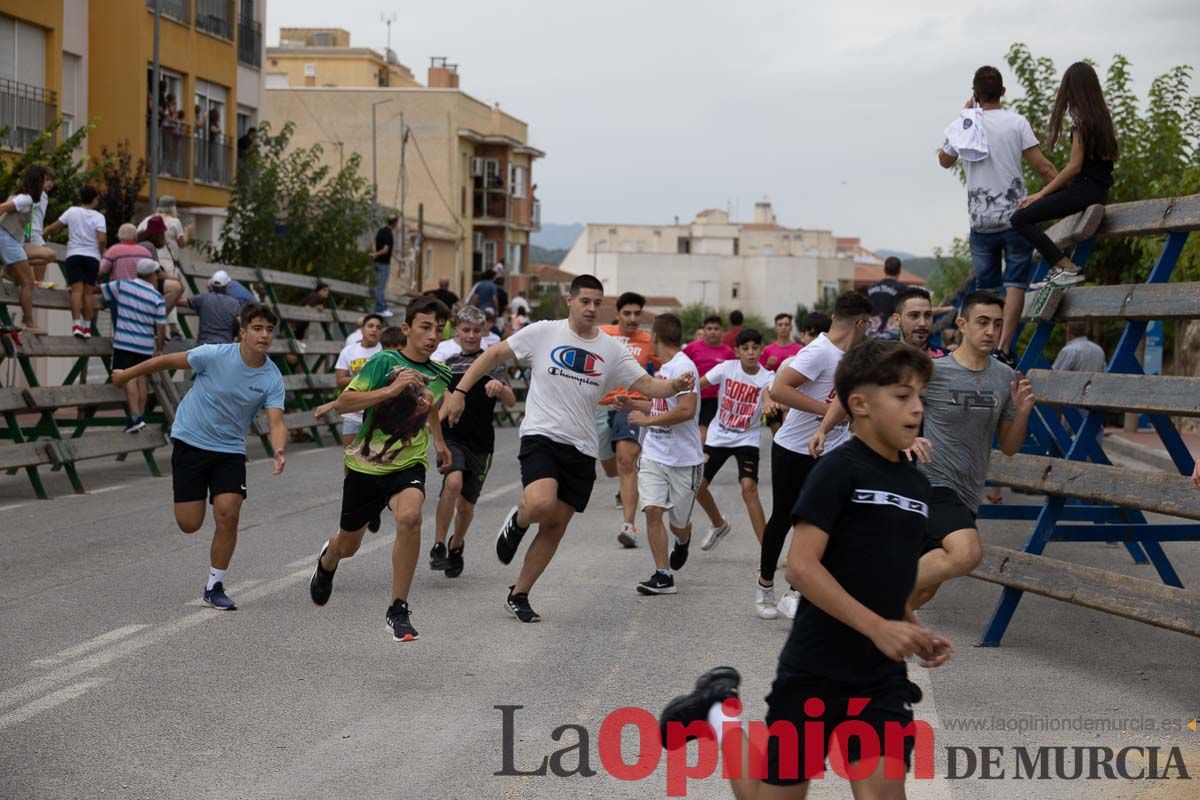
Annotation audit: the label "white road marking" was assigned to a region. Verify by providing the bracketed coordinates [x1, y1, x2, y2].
[0, 502, 28, 512]
[0, 678, 111, 730]
[907, 665, 953, 799]
[30, 624, 150, 668]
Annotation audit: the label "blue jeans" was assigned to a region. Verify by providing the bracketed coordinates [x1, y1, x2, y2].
[968, 228, 1034, 292]
[373, 261, 390, 311]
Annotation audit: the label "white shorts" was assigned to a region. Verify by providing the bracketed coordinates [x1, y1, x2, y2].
[637, 458, 702, 529]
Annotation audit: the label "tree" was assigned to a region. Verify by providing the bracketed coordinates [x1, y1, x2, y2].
[95, 140, 147, 237]
[216, 121, 377, 286]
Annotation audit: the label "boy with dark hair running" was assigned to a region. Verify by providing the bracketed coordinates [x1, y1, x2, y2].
[761, 292, 872, 620]
[612, 312, 702, 595]
[443, 275, 695, 623]
[658, 338, 954, 799]
[428, 306, 516, 578]
[684, 314, 736, 443]
[890, 288, 946, 357]
[694, 328, 776, 559]
[761, 313, 800, 370]
[308, 296, 453, 643]
[112, 303, 288, 610]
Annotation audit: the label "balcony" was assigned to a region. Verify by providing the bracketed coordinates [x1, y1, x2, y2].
[195, 0, 234, 40]
[147, 0, 190, 25]
[472, 189, 509, 222]
[237, 18, 262, 67]
[0, 79, 56, 152]
[147, 120, 192, 180]
[194, 132, 233, 187]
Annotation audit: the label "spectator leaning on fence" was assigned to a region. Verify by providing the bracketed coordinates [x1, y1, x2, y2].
[43, 184, 107, 340]
[99, 258, 167, 433]
[179, 269, 244, 345]
[0, 165, 49, 334]
[22, 165, 57, 287]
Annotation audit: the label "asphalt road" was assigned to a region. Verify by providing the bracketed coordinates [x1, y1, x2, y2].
[2, 428, 1198, 799]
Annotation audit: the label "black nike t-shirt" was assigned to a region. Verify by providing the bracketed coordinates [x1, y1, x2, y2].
[778, 436, 931, 685]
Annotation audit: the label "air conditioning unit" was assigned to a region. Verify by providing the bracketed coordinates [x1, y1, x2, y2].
[473, 231, 484, 253]
[470, 157, 485, 177]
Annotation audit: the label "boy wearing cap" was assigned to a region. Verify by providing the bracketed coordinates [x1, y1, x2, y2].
[179, 270, 244, 345]
[99, 258, 167, 432]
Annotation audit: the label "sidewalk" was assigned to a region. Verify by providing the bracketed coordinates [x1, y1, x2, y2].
[1103, 426, 1200, 472]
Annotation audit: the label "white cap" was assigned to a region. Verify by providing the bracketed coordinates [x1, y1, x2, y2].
[210, 269, 231, 287]
[136, 258, 160, 277]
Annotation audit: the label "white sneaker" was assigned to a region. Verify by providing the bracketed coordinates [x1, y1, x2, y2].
[379, 308, 395, 318]
[756, 584, 779, 619]
[700, 519, 731, 551]
[777, 590, 800, 619]
[617, 523, 639, 549]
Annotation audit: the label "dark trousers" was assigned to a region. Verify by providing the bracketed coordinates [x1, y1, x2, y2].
[760, 443, 818, 584]
[1009, 178, 1108, 266]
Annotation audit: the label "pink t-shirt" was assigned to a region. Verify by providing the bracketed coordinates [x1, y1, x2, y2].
[100, 242, 157, 281]
[761, 341, 802, 370]
[683, 339, 736, 399]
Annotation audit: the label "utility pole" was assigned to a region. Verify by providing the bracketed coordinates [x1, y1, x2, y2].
[416, 203, 424, 291]
[399, 113, 407, 275]
[370, 98, 393, 209]
[149, 1, 162, 210]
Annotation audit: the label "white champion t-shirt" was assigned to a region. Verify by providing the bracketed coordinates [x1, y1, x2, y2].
[335, 341, 382, 425]
[58, 206, 107, 259]
[704, 360, 775, 449]
[641, 351, 703, 467]
[943, 108, 1038, 233]
[506, 319, 647, 458]
[772, 333, 849, 456]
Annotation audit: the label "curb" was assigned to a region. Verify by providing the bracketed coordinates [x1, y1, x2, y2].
[1103, 434, 1180, 473]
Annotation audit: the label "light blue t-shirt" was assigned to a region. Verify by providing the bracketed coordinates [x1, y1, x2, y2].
[171, 343, 286, 454]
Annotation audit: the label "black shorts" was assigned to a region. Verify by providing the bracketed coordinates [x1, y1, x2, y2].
[112, 348, 152, 371]
[763, 672, 923, 785]
[764, 408, 783, 428]
[63, 255, 100, 286]
[441, 441, 492, 504]
[171, 439, 247, 504]
[702, 444, 761, 484]
[519, 434, 595, 513]
[921, 486, 978, 555]
[339, 465, 426, 532]
[699, 397, 719, 426]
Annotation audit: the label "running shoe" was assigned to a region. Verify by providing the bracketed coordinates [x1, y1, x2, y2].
[445, 542, 464, 578]
[506, 586, 541, 623]
[81, 324, 92, 339]
[659, 666, 741, 749]
[123, 416, 146, 434]
[1048, 266, 1086, 287]
[614, 491, 623, 509]
[699, 519, 731, 551]
[496, 506, 528, 565]
[756, 583, 779, 619]
[379, 308, 396, 318]
[309, 541, 336, 606]
[429, 541, 450, 570]
[386, 599, 418, 642]
[202, 581, 237, 610]
[617, 523, 639, 549]
[777, 589, 800, 619]
[637, 571, 677, 595]
[72, 323, 84, 339]
[669, 537, 690, 571]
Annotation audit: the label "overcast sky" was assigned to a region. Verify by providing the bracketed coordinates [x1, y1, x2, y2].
[268, 0, 1199, 255]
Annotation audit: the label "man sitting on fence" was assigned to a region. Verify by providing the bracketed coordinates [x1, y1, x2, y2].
[99, 258, 167, 434]
[178, 269, 245, 345]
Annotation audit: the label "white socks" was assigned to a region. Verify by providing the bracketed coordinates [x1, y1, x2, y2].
[206, 567, 226, 590]
[707, 700, 745, 746]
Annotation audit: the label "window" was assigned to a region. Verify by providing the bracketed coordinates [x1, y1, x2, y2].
[733, 238, 740, 256]
[61, 53, 81, 137]
[732, 282, 740, 300]
[507, 243, 523, 273]
[304, 63, 316, 77]
[0, 15, 47, 86]
[483, 240, 498, 269]
[194, 79, 227, 131]
[677, 237, 691, 254]
[236, 106, 255, 138]
[622, 240, 636, 253]
[312, 31, 332, 46]
[762, 245, 774, 257]
[510, 165, 527, 198]
[425, 246, 434, 273]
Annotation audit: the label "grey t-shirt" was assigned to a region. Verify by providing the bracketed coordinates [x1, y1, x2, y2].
[919, 354, 1016, 511]
[189, 291, 244, 345]
[1052, 337, 1106, 373]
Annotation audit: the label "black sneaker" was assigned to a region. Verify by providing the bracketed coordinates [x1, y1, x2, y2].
[309, 542, 336, 606]
[202, 581, 237, 610]
[123, 417, 146, 434]
[429, 541, 449, 570]
[659, 667, 741, 749]
[637, 571, 677, 595]
[445, 542, 464, 578]
[495, 506, 528, 565]
[506, 586, 541, 623]
[386, 599, 419, 642]
[991, 349, 1017, 369]
[669, 537, 691, 571]
[367, 512, 382, 533]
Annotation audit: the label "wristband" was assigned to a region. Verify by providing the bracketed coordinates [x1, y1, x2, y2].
[452, 386, 468, 395]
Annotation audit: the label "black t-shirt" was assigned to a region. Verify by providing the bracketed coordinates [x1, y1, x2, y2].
[428, 288, 459, 308]
[496, 287, 509, 315]
[440, 349, 508, 453]
[374, 227, 394, 265]
[778, 436, 931, 685]
[867, 278, 904, 319]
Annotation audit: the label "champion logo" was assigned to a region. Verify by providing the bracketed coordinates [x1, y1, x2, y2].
[549, 345, 605, 377]
[851, 489, 928, 517]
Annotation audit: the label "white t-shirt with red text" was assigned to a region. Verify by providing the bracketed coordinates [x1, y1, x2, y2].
[703, 360, 774, 449]
[772, 333, 849, 456]
[641, 351, 703, 467]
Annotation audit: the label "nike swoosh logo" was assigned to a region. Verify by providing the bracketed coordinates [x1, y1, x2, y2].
[240, 485, 247, 491]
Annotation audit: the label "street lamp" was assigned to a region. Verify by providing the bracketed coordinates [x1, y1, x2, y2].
[370, 98, 393, 208]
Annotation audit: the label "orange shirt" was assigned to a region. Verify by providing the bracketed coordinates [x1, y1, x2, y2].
[600, 325, 657, 405]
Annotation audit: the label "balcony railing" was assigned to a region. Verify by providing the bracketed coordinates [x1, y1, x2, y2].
[195, 0, 234, 40]
[237, 18, 262, 67]
[0, 79, 56, 152]
[194, 131, 233, 186]
[473, 189, 509, 221]
[147, 120, 192, 180]
[531, 200, 541, 229]
[147, 0, 190, 25]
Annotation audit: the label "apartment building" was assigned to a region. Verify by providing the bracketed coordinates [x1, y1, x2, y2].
[265, 30, 543, 298]
[558, 201, 859, 320]
[0, 1, 266, 241]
